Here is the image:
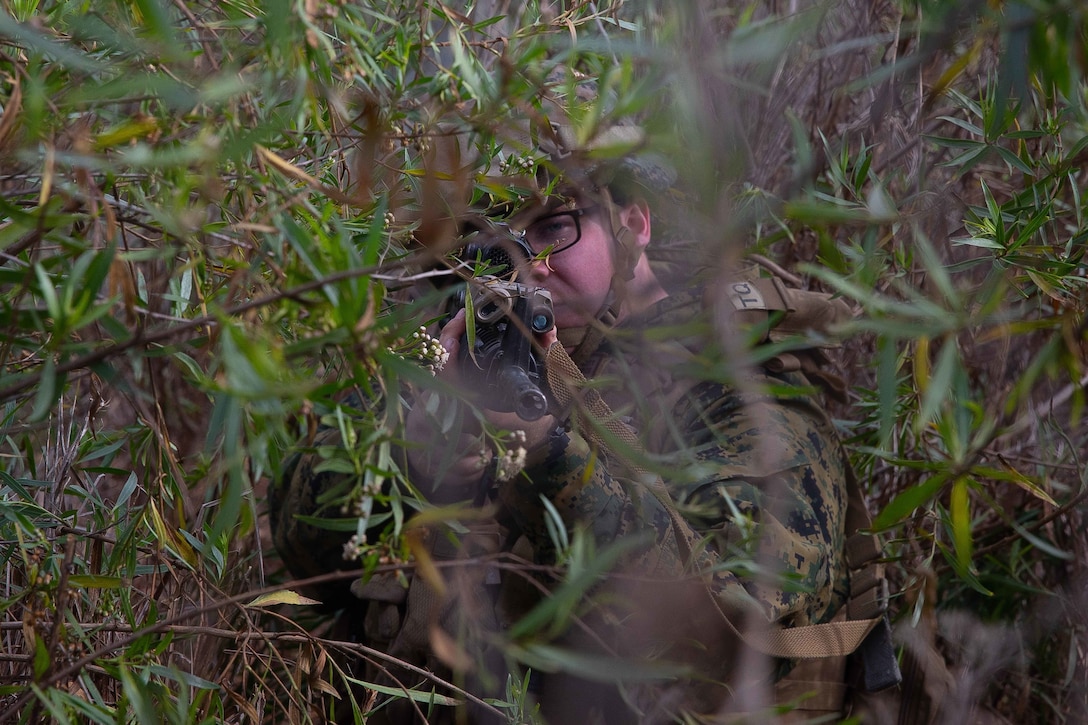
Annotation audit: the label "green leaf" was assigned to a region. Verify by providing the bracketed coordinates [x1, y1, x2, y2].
[507, 532, 650, 640]
[510, 643, 690, 683]
[942, 144, 989, 170]
[132, 0, 181, 51]
[448, 25, 494, 101]
[938, 539, 993, 596]
[293, 512, 381, 532]
[111, 472, 140, 518]
[30, 357, 58, 422]
[0, 12, 106, 72]
[33, 683, 115, 724]
[970, 465, 1057, 506]
[118, 664, 158, 725]
[873, 474, 947, 530]
[992, 144, 1034, 176]
[912, 231, 959, 313]
[783, 199, 869, 225]
[345, 677, 460, 706]
[988, 2, 1032, 140]
[950, 477, 973, 572]
[147, 664, 220, 690]
[950, 236, 1005, 250]
[937, 115, 984, 137]
[914, 340, 959, 440]
[876, 338, 897, 449]
[0, 470, 45, 500]
[32, 631, 50, 680]
[1005, 516, 1073, 561]
[68, 575, 123, 589]
[313, 457, 359, 475]
[34, 262, 62, 326]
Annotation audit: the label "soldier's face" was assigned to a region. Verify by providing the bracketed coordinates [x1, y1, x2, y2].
[521, 203, 617, 330]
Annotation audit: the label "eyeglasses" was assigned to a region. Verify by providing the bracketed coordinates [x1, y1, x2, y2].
[519, 206, 597, 257]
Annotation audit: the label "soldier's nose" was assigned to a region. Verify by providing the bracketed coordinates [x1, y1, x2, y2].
[526, 256, 550, 284]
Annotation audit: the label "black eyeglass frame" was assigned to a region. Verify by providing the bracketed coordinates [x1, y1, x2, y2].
[517, 205, 599, 258]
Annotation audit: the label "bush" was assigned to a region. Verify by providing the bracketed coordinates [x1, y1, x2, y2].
[1, 0, 1085, 722]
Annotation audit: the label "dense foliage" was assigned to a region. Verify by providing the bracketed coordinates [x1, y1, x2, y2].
[0, 0, 1086, 722]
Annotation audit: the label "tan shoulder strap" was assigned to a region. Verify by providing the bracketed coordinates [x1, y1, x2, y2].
[726, 276, 855, 344]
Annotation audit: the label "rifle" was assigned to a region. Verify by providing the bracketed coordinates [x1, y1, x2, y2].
[450, 224, 554, 421]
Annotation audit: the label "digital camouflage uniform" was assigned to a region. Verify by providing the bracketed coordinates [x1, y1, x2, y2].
[502, 286, 849, 624]
[270, 277, 853, 723]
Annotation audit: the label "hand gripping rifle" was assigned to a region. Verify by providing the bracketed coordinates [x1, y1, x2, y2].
[450, 224, 554, 421]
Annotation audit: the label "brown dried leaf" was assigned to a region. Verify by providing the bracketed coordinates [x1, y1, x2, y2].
[312, 678, 341, 699]
[0, 76, 22, 153]
[406, 526, 446, 599]
[429, 624, 474, 673]
[247, 590, 323, 608]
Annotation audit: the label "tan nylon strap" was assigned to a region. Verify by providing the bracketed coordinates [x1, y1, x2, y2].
[545, 342, 639, 451]
[746, 617, 880, 659]
[727, 277, 795, 313]
[848, 561, 881, 595]
[727, 276, 855, 344]
[846, 530, 882, 570]
[558, 305, 618, 370]
[848, 580, 889, 621]
[543, 341, 879, 660]
[545, 342, 697, 566]
[842, 465, 889, 621]
[775, 678, 849, 713]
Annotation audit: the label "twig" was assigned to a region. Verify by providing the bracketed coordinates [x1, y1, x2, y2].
[169, 0, 221, 72]
[44, 535, 76, 669]
[749, 253, 804, 286]
[972, 462, 1088, 560]
[0, 557, 524, 721]
[991, 371, 1088, 449]
[0, 260, 457, 404]
[314, 634, 506, 719]
[0, 569, 359, 721]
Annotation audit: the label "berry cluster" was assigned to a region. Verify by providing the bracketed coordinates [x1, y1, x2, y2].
[342, 532, 367, 561]
[495, 429, 528, 481]
[499, 154, 536, 176]
[388, 326, 449, 375]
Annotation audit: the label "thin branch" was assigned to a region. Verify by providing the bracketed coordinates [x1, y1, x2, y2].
[0, 260, 457, 404]
[0, 569, 357, 721]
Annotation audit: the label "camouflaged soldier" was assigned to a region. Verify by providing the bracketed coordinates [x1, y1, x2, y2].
[270, 126, 875, 724]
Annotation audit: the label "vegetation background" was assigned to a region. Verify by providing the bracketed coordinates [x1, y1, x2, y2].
[0, 0, 1085, 722]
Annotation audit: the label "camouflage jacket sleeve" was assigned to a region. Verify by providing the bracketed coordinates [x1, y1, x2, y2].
[496, 369, 850, 629]
[268, 426, 359, 604]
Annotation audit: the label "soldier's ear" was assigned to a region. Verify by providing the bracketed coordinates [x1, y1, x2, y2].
[618, 199, 652, 252]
